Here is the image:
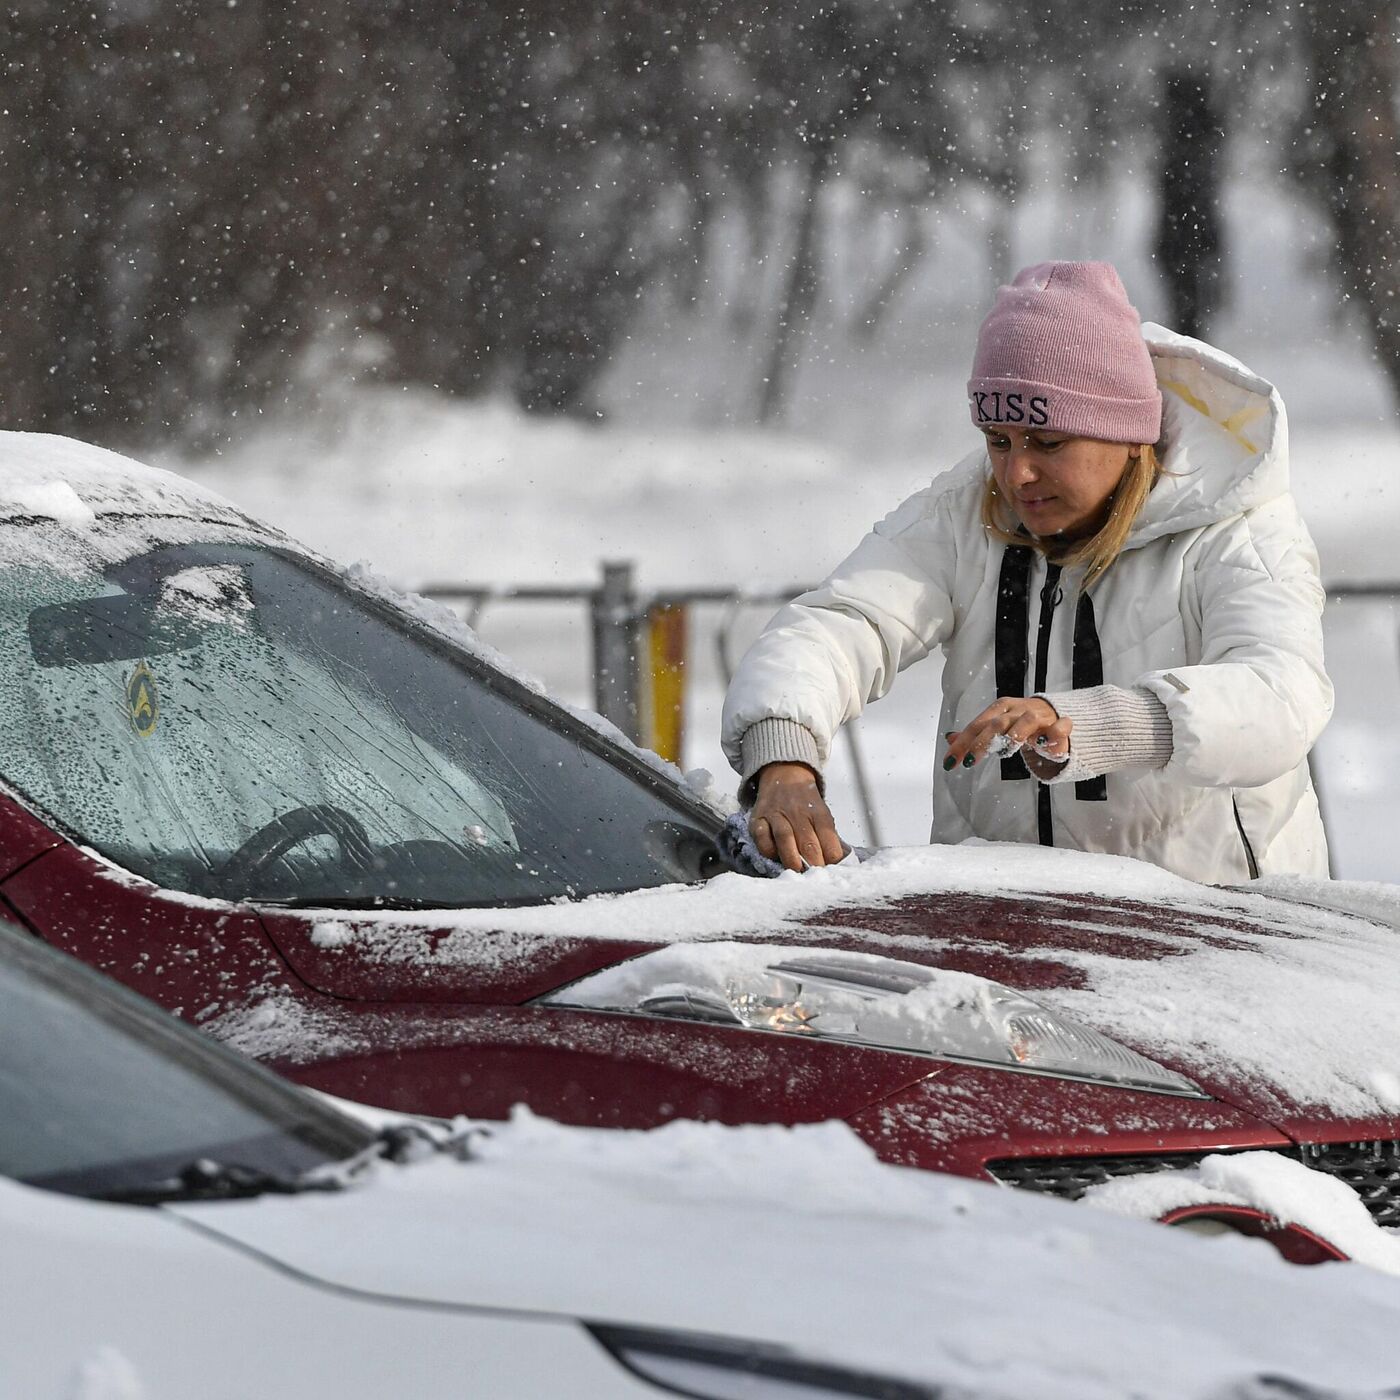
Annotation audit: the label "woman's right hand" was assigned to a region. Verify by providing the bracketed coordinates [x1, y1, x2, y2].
[750, 763, 847, 871]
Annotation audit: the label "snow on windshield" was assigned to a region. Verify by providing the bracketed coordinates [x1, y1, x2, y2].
[158, 565, 256, 628]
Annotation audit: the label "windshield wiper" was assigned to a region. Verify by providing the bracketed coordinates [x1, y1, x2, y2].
[97, 1121, 481, 1206]
[258, 895, 462, 911]
[95, 1156, 343, 1206]
[258, 892, 601, 911]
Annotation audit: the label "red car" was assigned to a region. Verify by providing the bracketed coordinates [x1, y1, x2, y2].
[2, 433, 1398, 1263]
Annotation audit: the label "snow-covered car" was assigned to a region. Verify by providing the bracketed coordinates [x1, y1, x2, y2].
[10, 907, 1400, 1400]
[4, 432, 1400, 1263]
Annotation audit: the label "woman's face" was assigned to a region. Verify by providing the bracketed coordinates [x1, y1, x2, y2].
[982, 427, 1135, 540]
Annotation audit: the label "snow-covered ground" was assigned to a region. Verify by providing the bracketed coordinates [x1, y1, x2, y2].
[168, 166, 1400, 879]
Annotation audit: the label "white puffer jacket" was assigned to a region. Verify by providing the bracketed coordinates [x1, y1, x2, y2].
[721, 326, 1333, 884]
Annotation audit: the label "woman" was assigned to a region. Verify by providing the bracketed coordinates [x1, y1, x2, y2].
[721, 260, 1332, 884]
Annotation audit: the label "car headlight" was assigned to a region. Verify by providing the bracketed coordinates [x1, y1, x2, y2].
[539, 944, 1205, 1099]
[589, 1323, 936, 1399]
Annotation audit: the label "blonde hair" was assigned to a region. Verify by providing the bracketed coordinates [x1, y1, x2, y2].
[980, 442, 1162, 591]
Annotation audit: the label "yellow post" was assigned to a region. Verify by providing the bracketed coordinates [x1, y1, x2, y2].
[645, 603, 688, 764]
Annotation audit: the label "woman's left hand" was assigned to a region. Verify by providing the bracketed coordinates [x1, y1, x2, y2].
[943, 697, 1072, 779]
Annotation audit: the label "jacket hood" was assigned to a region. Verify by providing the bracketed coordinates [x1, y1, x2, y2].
[1127, 324, 1289, 549]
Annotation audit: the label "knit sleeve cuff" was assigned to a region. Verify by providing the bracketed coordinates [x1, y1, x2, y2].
[738, 719, 824, 807]
[1035, 684, 1173, 786]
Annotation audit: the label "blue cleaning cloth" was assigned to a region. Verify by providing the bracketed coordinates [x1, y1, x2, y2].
[717, 811, 787, 878]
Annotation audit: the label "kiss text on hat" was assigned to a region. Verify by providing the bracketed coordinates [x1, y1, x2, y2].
[972, 391, 1049, 427]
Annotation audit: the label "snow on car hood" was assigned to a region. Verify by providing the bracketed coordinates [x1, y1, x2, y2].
[172, 1109, 1400, 1400]
[237, 844, 1400, 1126]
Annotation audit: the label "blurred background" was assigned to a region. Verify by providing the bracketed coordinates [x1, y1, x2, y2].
[4, 0, 1399, 874]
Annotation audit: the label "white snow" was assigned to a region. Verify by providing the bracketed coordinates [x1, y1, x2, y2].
[1255, 874, 1400, 929]
[175, 1106, 1400, 1399]
[309, 920, 356, 949]
[248, 842, 1400, 1117]
[1085, 1150, 1400, 1275]
[277, 837, 1217, 947]
[0, 430, 246, 526]
[204, 991, 378, 1063]
[158, 565, 254, 627]
[4, 480, 98, 529]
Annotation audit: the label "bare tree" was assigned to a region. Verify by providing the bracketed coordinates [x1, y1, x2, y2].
[1303, 2, 1400, 403]
[1155, 69, 1228, 339]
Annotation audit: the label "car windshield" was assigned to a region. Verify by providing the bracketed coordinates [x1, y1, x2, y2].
[0, 915, 372, 1198]
[0, 521, 719, 905]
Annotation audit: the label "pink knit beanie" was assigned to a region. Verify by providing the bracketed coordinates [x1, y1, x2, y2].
[967, 261, 1162, 443]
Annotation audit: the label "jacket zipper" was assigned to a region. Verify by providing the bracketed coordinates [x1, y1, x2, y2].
[1032, 564, 1063, 846]
[1232, 797, 1260, 879]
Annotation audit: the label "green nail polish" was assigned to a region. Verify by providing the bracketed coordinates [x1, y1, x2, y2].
[942, 755, 955, 771]
[962, 753, 976, 768]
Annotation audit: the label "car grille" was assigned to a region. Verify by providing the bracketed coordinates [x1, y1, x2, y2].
[1295, 1141, 1400, 1228]
[987, 1140, 1400, 1228]
[986, 1151, 1210, 1198]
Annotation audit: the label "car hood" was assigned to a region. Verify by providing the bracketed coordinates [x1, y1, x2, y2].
[169, 1111, 1400, 1400]
[258, 844, 1400, 1141]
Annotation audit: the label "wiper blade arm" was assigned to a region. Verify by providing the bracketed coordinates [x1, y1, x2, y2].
[258, 895, 459, 911]
[105, 1121, 489, 1204]
[309, 1118, 486, 1183]
[97, 1156, 341, 1206]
